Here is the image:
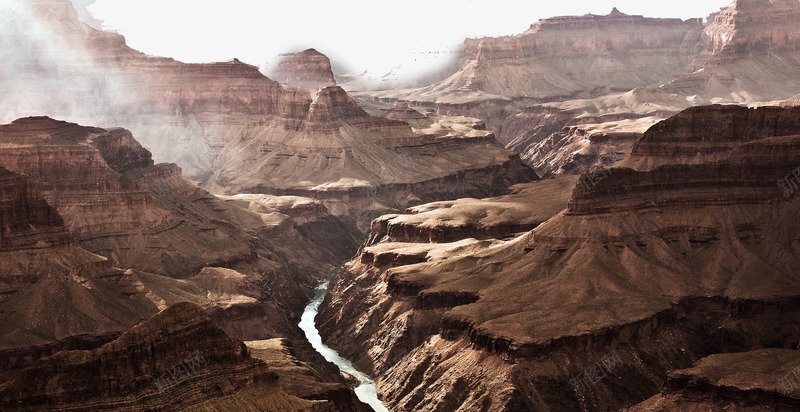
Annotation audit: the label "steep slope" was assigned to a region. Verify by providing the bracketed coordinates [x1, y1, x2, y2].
[0, 166, 155, 349]
[2, 0, 535, 213]
[360, 0, 800, 178]
[270, 48, 337, 93]
[0, 302, 365, 411]
[318, 105, 800, 411]
[0, 116, 361, 343]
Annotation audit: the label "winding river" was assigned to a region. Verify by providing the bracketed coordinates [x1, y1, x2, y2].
[299, 278, 390, 412]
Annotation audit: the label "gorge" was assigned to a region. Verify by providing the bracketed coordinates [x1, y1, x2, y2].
[2, 0, 800, 410]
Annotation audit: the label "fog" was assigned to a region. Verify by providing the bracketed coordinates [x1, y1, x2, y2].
[85, 0, 731, 86]
[0, 0, 131, 124]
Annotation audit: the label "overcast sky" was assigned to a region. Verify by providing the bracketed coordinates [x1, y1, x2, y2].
[86, 0, 731, 82]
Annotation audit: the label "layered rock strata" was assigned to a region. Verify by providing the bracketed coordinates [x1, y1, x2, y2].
[0, 116, 361, 346]
[361, 0, 800, 179]
[0, 302, 365, 411]
[270, 48, 337, 92]
[629, 349, 800, 410]
[2, 0, 534, 216]
[317, 105, 800, 411]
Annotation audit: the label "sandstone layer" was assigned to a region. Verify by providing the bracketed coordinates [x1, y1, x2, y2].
[270, 48, 337, 93]
[0, 302, 365, 411]
[359, 0, 800, 178]
[2, 0, 535, 219]
[318, 105, 800, 411]
[629, 349, 800, 411]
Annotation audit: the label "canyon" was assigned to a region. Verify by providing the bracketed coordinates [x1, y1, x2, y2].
[2, 0, 800, 410]
[318, 104, 800, 410]
[0, 116, 367, 409]
[1, 0, 536, 226]
[360, 0, 800, 179]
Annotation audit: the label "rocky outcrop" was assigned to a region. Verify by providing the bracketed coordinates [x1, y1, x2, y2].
[522, 116, 658, 176]
[360, 0, 800, 185]
[318, 105, 800, 411]
[2, 0, 532, 218]
[270, 48, 337, 92]
[0, 302, 361, 411]
[0, 166, 71, 251]
[628, 104, 800, 169]
[629, 349, 800, 410]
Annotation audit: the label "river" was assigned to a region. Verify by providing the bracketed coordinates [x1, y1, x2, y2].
[299, 277, 390, 412]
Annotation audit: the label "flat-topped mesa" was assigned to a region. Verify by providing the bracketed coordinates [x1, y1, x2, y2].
[525, 7, 695, 36]
[270, 48, 337, 92]
[465, 9, 699, 60]
[628, 105, 800, 169]
[703, 0, 800, 58]
[423, 8, 704, 102]
[0, 167, 72, 251]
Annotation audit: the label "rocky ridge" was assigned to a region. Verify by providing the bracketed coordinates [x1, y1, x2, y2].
[0, 302, 364, 411]
[358, 0, 800, 178]
[2, 0, 535, 220]
[270, 48, 337, 93]
[318, 105, 800, 410]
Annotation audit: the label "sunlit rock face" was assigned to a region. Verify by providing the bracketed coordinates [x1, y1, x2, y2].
[318, 105, 800, 411]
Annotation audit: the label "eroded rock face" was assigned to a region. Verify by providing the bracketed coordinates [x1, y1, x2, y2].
[0, 116, 364, 346]
[628, 104, 800, 169]
[629, 349, 800, 411]
[362, 0, 800, 180]
[318, 105, 800, 411]
[0, 166, 71, 250]
[270, 48, 337, 92]
[0, 302, 362, 411]
[2, 0, 532, 219]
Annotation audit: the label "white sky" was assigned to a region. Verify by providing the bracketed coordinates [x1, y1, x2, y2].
[86, 0, 731, 82]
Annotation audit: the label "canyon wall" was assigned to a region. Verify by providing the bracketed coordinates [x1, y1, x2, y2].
[318, 105, 800, 411]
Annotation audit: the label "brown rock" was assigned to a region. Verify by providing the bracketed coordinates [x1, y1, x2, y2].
[0, 302, 348, 411]
[318, 105, 800, 411]
[270, 48, 337, 92]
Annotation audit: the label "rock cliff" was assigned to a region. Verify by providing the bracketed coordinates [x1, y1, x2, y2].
[629, 349, 800, 410]
[0, 302, 365, 411]
[361, 0, 800, 178]
[318, 105, 800, 410]
[2, 0, 534, 216]
[270, 48, 337, 92]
